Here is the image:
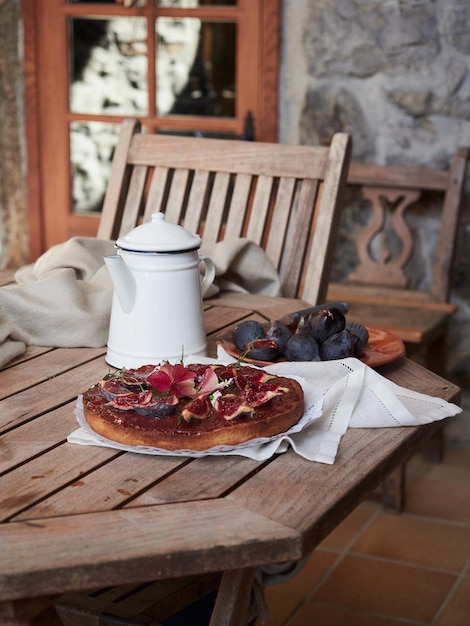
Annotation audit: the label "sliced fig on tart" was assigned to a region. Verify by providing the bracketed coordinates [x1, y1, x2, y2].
[100, 370, 150, 398]
[234, 370, 276, 390]
[213, 394, 254, 421]
[134, 394, 178, 417]
[120, 371, 151, 389]
[211, 364, 238, 382]
[99, 377, 131, 400]
[106, 390, 154, 411]
[181, 396, 211, 422]
[244, 382, 289, 407]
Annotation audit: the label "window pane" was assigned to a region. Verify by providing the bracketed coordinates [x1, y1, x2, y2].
[156, 18, 235, 117]
[70, 121, 120, 214]
[69, 17, 148, 116]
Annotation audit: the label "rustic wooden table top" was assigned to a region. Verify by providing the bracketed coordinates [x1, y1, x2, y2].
[0, 292, 461, 624]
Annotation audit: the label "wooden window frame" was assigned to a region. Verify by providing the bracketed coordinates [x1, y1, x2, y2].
[22, 0, 280, 260]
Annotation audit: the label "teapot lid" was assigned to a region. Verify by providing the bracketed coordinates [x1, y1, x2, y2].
[115, 212, 201, 252]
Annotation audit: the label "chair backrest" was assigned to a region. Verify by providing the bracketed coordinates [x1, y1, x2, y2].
[98, 119, 352, 305]
[340, 150, 469, 303]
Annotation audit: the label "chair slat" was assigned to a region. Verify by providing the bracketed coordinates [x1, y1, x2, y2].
[130, 133, 331, 178]
[264, 177, 296, 269]
[245, 175, 274, 246]
[183, 169, 210, 235]
[118, 164, 148, 237]
[224, 174, 252, 240]
[143, 166, 170, 223]
[165, 168, 190, 225]
[97, 118, 140, 240]
[280, 179, 319, 299]
[203, 172, 231, 245]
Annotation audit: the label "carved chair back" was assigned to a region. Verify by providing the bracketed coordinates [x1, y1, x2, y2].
[341, 151, 469, 303]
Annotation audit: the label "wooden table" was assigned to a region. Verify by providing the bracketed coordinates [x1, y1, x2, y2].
[0, 292, 461, 625]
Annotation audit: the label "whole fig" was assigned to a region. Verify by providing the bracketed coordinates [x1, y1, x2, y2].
[266, 320, 292, 354]
[346, 322, 369, 355]
[232, 320, 266, 351]
[320, 330, 354, 360]
[284, 327, 321, 362]
[308, 307, 346, 343]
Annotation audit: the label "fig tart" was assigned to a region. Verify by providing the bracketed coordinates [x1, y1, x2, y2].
[81, 361, 304, 451]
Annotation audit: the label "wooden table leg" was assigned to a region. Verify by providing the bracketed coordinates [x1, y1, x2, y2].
[209, 567, 257, 626]
[382, 464, 406, 513]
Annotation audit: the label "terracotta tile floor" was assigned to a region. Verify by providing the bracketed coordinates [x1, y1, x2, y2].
[258, 446, 470, 626]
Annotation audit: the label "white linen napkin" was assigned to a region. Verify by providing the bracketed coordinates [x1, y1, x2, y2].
[261, 356, 461, 463]
[68, 346, 461, 464]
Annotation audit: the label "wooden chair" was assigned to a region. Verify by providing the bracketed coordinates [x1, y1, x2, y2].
[53, 118, 352, 626]
[327, 150, 469, 511]
[97, 118, 352, 305]
[328, 152, 469, 376]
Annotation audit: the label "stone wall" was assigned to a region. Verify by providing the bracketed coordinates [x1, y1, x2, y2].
[279, 0, 470, 445]
[0, 0, 28, 268]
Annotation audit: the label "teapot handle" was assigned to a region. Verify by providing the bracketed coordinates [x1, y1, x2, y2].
[199, 256, 216, 298]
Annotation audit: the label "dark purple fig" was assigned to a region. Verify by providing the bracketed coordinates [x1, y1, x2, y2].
[346, 322, 369, 355]
[308, 307, 346, 343]
[134, 394, 178, 417]
[320, 330, 354, 360]
[284, 327, 321, 361]
[245, 338, 279, 361]
[232, 320, 266, 351]
[266, 320, 292, 353]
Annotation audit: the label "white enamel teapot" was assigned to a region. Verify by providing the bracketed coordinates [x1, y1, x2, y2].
[104, 212, 215, 369]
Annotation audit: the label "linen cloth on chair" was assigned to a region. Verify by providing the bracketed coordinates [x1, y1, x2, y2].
[0, 236, 281, 369]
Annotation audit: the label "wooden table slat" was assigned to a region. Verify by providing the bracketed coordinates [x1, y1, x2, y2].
[0, 355, 108, 431]
[0, 347, 105, 401]
[0, 442, 120, 522]
[0, 501, 301, 601]
[14, 452, 188, 521]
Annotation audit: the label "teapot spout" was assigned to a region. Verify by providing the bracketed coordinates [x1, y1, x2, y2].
[104, 254, 136, 314]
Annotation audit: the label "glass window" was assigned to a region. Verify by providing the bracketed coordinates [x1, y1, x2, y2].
[69, 17, 148, 116]
[156, 18, 236, 117]
[70, 121, 121, 213]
